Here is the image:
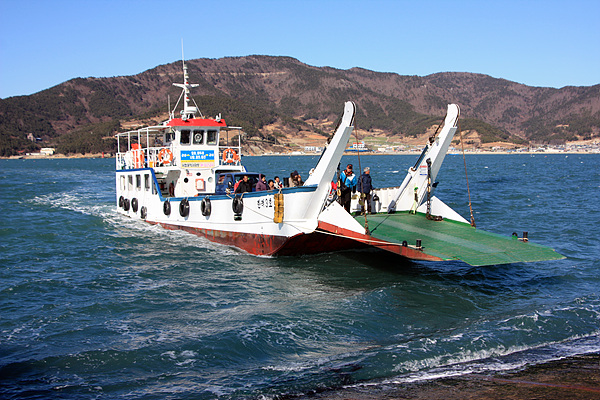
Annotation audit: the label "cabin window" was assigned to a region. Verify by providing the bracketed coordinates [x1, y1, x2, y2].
[144, 174, 150, 191]
[166, 130, 175, 142]
[128, 175, 133, 191]
[207, 130, 218, 145]
[193, 130, 204, 145]
[136, 174, 142, 190]
[180, 129, 191, 145]
[120, 175, 126, 191]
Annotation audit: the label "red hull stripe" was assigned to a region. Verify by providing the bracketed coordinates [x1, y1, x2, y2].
[316, 221, 443, 262]
[146, 221, 443, 260]
[149, 221, 368, 256]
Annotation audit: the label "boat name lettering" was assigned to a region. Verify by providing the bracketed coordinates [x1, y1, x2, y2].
[257, 197, 273, 209]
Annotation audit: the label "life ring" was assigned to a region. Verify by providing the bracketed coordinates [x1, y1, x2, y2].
[201, 196, 211, 217]
[158, 148, 173, 165]
[140, 206, 147, 219]
[232, 195, 244, 215]
[179, 198, 190, 217]
[131, 198, 139, 213]
[163, 200, 171, 216]
[222, 148, 239, 164]
[118, 195, 124, 208]
[131, 143, 145, 169]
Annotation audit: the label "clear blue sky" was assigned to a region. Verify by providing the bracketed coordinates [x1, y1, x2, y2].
[1, 0, 599, 99]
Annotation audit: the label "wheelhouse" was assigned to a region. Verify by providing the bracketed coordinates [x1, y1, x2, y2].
[115, 118, 245, 197]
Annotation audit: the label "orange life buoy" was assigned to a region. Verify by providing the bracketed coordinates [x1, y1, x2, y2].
[222, 148, 239, 164]
[158, 148, 173, 165]
[131, 143, 144, 169]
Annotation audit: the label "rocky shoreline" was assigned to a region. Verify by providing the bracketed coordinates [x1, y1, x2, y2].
[299, 353, 600, 400]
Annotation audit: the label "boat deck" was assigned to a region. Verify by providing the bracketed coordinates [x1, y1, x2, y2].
[355, 212, 565, 266]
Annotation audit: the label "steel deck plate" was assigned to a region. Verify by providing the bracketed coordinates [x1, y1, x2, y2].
[355, 212, 565, 266]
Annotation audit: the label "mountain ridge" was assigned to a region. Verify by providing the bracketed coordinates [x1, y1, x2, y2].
[1, 55, 598, 156]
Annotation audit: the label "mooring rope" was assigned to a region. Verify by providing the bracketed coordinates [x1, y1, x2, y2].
[352, 118, 370, 234]
[459, 120, 476, 227]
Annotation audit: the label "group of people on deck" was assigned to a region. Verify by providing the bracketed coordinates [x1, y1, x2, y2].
[234, 174, 283, 193]
[234, 170, 307, 194]
[232, 164, 374, 214]
[338, 163, 373, 214]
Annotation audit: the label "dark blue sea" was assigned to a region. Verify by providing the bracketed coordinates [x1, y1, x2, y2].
[1, 154, 599, 399]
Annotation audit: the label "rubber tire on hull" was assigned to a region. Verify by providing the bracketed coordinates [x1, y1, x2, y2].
[132, 198, 139, 213]
[232, 196, 244, 215]
[179, 198, 190, 217]
[163, 200, 171, 216]
[201, 197, 211, 217]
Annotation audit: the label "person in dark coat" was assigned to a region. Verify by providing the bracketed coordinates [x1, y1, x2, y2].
[235, 175, 253, 193]
[255, 174, 268, 191]
[358, 167, 373, 214]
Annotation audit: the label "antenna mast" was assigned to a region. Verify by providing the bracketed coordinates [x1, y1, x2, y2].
[171, 41, 199, 120]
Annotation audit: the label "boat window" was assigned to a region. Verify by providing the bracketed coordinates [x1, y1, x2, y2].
[128, 175, 133, 191]
[217, 174, 226, 185]
[136, 174, 141, 190]
[120, 175, 126, 191]
[165, 130, 175, 143]
[207, 130, 218, 145]
[144, 174, 150, 191]
[180, 129, 191, 145]
[193, 130, 204, 145]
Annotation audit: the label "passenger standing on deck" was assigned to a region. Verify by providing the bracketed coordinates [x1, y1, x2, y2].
[358, 167, 373, 214]
[235, 175, 253, 193]
[289, 171, 303, 187]
[273, 176, 282, 189]
[339, 164, 357, 213]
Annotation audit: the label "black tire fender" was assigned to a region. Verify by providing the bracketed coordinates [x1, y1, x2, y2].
[179, 198, 190, 217]
[232, 195, 243, 215]
[201, 196, 211, 217]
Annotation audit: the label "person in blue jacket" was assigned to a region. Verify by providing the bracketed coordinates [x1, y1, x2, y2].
[358, 167, 373, 214]
[339, 164, 357, 212]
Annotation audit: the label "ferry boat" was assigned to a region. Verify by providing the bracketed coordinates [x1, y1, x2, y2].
[115, 60, 564, 266]
[115, 60, 367, 256]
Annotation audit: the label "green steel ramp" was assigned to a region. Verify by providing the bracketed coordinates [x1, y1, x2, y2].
[355, 212, 565, 266]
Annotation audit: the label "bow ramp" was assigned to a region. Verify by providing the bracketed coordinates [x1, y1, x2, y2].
[352, 212, 565, 266]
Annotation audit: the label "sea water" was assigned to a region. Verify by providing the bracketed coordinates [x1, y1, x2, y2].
[1, 154, 599, 399]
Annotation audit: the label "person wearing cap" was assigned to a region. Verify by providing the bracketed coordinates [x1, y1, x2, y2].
[339, 164, 357, 212]
[358, 167, 373, 214]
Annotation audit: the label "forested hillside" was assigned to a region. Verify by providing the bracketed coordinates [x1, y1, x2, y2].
[1, 55, 598, 156]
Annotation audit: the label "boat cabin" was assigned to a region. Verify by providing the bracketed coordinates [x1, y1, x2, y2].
[116, 117, 245, 198]
[116, 58, 249, 198]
